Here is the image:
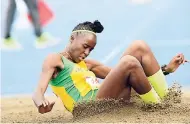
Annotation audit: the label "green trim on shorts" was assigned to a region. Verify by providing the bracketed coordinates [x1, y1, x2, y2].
[78, 89, 98, 102]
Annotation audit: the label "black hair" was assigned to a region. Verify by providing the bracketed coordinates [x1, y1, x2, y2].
[72, 20, 104, 33]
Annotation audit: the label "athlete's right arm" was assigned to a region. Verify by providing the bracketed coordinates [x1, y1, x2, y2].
[32, 54, 64, 114]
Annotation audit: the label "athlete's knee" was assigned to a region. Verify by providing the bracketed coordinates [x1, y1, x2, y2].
[120, 55, 141, 70]
[132, 40, 151, 54]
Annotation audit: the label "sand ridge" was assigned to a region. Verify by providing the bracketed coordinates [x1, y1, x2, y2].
[1, 84, 190, 123]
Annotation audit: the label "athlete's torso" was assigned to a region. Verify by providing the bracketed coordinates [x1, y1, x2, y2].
[49, 55, 100, 111]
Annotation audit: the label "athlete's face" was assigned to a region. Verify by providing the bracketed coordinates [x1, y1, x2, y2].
[69, 33, 97, 63]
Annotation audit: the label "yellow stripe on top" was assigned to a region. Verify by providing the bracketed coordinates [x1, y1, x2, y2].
[51, 85, 75, 112]
[70, 61, 96, 97]
[77, 60, 88, 69]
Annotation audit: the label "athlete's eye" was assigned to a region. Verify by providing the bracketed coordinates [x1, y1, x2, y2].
[83, 44, 88, 49]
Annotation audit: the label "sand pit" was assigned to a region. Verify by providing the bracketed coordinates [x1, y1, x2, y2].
[1, 84, 190, 123]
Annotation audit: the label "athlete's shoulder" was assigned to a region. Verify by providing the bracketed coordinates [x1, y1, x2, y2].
[44, 53, 64, 67]
[46, 53, 61, 60]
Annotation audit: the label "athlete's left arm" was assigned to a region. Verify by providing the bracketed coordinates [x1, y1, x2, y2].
[84, 59, 112, 79]
[162, 53, 189, 75]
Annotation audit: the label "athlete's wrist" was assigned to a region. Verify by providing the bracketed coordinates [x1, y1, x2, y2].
[161, 64, 170, 75]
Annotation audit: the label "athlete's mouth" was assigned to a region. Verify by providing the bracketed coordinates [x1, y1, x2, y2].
[79, 57, 84, 60]
[81, 56, 86, 60]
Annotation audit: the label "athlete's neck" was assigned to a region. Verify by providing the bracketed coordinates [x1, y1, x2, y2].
[61, 49, 73, 62]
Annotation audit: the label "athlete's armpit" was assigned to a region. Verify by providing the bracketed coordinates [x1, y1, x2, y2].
[84, 59, 111, 79]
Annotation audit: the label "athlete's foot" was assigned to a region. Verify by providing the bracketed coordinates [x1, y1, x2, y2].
[34, 32, 61, 49]
[0, 37, 22, 51]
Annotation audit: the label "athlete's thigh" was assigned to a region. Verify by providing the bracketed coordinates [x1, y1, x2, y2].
[96, 62, 128, 99]
[118, 86, 131, 101]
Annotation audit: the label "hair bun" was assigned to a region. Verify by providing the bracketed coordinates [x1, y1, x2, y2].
[92, 20, 104, 33]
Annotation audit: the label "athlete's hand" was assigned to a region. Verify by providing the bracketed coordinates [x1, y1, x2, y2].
[166, 53, 189, 73]
[38, 101, 55, 114]
[32, 93, 55, 114]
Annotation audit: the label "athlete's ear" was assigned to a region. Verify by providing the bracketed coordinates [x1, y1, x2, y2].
[70, 35, 75, 43]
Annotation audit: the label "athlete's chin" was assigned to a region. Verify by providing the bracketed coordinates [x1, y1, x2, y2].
[75, 58, 83, 63]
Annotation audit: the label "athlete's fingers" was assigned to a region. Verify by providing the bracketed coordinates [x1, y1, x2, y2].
[175, 54, 182, 63]
[176, 56, 181, 61]
[185, 60, 190, 63]
[50, 101, 55, 107]
[42, 101, 47, 107]
[178, 54, 183, 64]
[181, 54, 185, 63]
[44, 99, 49, 106]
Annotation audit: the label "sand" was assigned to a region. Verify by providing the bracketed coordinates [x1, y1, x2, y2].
[1, 86, 190, 123]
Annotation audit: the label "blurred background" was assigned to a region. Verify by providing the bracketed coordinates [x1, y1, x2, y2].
[1, 0, 190, 95]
